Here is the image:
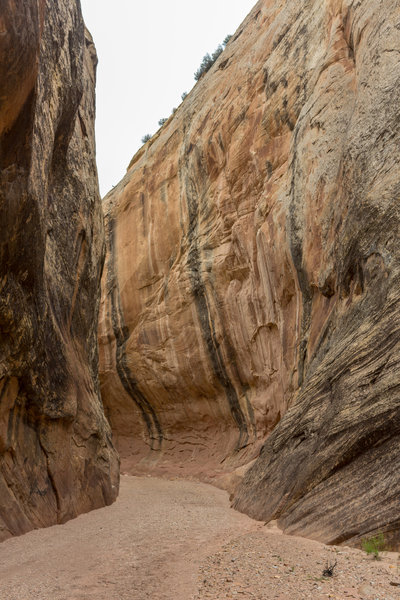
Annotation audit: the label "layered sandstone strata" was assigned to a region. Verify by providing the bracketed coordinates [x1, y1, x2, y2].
[99, 0, 400, 546]
[0, 0, 119, 540]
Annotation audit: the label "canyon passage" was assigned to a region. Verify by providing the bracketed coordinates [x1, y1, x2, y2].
[0, 0, 400, 596]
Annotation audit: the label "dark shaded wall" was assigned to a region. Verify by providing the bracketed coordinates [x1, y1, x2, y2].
[0, 0, 119, 541]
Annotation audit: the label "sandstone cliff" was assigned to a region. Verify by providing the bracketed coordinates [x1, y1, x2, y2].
[99, 0, 400, 546]
[0, 0, 119, 540]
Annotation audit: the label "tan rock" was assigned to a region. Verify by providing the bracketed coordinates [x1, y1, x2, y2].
[99, 0, 400, 546]
[358, 584, 377, 598]
[0, 0, 119, 540]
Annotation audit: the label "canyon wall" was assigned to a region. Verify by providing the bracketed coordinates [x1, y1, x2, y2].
[99, 0, 400, 545]
[0, 0, 119, 540]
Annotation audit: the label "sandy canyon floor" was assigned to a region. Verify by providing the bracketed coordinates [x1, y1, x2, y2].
[0, 476, 398, 600]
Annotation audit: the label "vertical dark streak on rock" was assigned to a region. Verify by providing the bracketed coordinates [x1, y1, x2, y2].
[288, 128, 312, 387]
[282, 14, 313, 388]
[183, 151, 249, 449]
[106, 216, 163, 450]
[140, 192, 146, 237]
[245, 392, 257, 438]
[208, 283, 257, 437]
[6, 408, 15, 450]
[38, 436, 60, 517]
[0, 378, 9, 404]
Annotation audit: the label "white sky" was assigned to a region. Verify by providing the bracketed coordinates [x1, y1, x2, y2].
[80, 1, 256, 196]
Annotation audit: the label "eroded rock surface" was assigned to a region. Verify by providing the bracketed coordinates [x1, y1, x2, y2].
[0, 0, 119, 541]
[99, 0, 400, 546]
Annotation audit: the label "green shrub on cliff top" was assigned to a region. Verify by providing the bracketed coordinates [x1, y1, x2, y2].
[141, 133, 151, 144]
[194, 35, 231, 81]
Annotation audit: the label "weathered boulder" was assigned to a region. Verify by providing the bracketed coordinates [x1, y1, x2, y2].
[99, 0, 400, 546]
[0, 0, 119, 541]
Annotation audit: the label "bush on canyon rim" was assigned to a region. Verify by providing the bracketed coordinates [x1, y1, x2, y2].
[141, 133, 152, 144]
[194, 36, 231, 81]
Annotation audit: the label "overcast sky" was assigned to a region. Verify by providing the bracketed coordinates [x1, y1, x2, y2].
[80, 1, 256, 196]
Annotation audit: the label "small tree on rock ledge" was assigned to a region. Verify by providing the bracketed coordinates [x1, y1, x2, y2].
[141, 133, 151, 144]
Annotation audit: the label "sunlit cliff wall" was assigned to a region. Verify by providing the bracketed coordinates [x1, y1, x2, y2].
[99, 0, 400, 546]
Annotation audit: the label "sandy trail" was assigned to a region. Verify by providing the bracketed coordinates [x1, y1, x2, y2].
[0, 475, 398, 600]
[0, 475, 259, 600]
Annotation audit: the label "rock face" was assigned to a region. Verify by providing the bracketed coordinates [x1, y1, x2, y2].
[99, 0, 400, 546]
[0, 0, 119, 541]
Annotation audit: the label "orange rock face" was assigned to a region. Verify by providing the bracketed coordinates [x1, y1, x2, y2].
[0, 0, 119, 540]
[100, 0, 400, 545]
